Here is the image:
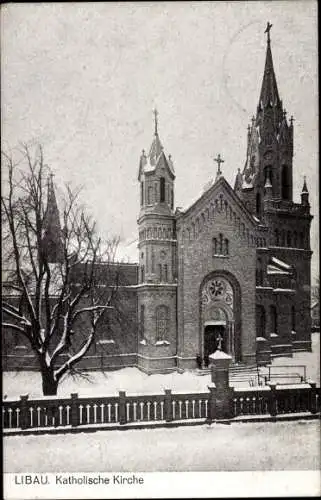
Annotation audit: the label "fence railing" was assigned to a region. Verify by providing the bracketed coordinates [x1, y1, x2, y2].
[3, 382, 320, 433]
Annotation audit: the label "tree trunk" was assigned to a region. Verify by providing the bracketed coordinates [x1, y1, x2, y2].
[38, 358, 58, 395]
[41, 369, 58, 395]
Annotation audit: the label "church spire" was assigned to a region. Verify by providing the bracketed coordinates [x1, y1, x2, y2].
[258, 22, 281, 112]
[43, 173, 63, 263]
[301, 176, 309, 206]
[149, 108, 164, 165]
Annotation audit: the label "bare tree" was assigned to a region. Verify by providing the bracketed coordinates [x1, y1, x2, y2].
[2, 144, 119, 395]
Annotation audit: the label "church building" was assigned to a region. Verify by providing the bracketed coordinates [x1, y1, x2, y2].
[3, 26, 313, 373]
[135, 25, 313, 372]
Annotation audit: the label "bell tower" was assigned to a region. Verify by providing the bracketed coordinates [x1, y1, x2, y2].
[234, 22, 294, 215]
[234, 23, 313, 355]
[137, 110, 177, 373]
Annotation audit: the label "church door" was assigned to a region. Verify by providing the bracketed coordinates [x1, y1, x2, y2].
[203, 324, 226, 367]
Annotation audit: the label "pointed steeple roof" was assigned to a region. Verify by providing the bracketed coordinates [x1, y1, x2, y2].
[258, 24, 281, 111]
[149, 108, 164, 165]
[301, 175, 309, 194]
[43, 174, 63, 263]
[138, 109, 175, 179]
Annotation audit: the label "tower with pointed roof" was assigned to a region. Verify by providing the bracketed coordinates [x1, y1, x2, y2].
[234, 23, 313, 358]
[234, 23, 294, 212]
[137, 110, 177, 372]
[42, 174, 64, 263]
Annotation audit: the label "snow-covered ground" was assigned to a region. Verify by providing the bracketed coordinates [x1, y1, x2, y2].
[4, 420, 320, 472]
[3, 333, 319, 399]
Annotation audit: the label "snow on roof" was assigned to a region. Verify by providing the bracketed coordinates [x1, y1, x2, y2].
[267, 265, 291, 275]
[271, 256, 292, 270]
[143, 161, 156, 173]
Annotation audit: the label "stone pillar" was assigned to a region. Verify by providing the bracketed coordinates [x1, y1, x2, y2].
[268, 382, 277, 417]
[118, 391, 127, 425]
[20, 394, 29, 429]
[209, 350, 233, 419]
[164, 389, 173, 422]
[308, 380, 317, 414]
[70, 393, 79, 427]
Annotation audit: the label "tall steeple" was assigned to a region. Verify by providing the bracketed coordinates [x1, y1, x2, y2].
[43, 173, 63, 263]
[235, 23, 294, 210]
[257, 23, 281, 115]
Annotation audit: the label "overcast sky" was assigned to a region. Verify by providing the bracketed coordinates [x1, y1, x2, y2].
[1, 2, 318, 280]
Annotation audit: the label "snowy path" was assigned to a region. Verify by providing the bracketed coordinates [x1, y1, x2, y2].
[4, 420, 320, 472]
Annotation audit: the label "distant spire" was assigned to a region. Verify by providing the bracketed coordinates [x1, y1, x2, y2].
[301, 176, 309, 207]
[302, 175, 309, 194]
[43, 173, 63, 263]
[153, 108, 159, 136]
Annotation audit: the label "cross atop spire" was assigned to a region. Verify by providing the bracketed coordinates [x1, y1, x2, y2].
[264, 22, 273, 44]
[153, 108, 159, 136]
[258, 21, 281, 114]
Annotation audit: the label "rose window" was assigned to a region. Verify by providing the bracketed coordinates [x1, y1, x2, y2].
[208, 279, 226, 298]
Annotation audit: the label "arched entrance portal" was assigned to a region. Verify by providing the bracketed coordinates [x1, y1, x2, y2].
[200, 273, 241, 364]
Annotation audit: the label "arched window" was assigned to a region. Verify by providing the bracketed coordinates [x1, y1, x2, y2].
[256, 304, 266, 337]
[164, 264, 168, 282]
[159, 264, 162, 282]
[156, 306, 169, 342]
[140, 305, 145, 339]
[151, 251, 155, 273]
[281, 165, 291, 200]
[264, 166, 273, 195]
[160, 177, 165, 202]
[147, 186, 153, 205]
[213, 238, 217, 256]
[291, 306, 296, 332]
[256, 192, 261, 216]
[256, 259, 264, 285]
[270, 305, 278, 334]
[274, 229, 279, 246]
[280, 230, 286, 247]
[140, 265, 145, 283]
[224, 239, 229, 256]
[140, 182, 144, 206]
[213, 235, 229, 256]
[170, 189, 174, 209]
[287, 231, 292, 247]
[299, 232, 304, 248]
[293, 231, 298, 248]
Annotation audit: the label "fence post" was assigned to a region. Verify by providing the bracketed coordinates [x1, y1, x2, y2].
[20, 394, 29, 429]
[70, 393, 79, 427]
[164, 389, 172, 422]
[308, 381, 317, 414]
[207, 384, 216, 422]
[268, 382, 277, 417]
[118, 391, 127, 425]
